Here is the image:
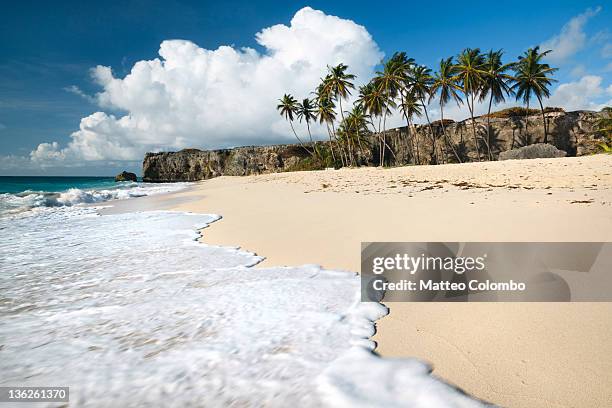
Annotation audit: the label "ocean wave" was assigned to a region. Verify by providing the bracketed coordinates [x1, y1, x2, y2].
[0, 182, 190, 216]
[0, 208, 486, 407]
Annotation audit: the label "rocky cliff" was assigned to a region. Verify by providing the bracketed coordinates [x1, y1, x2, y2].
[143, 110, 605, 182]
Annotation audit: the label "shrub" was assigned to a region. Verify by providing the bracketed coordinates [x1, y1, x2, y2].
[484, 106, 564, 118]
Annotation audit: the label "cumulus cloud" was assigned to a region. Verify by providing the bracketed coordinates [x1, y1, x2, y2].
[540, 7, 601, 63]
[546, 75, 612, 111]
[31, 7, 382, 164]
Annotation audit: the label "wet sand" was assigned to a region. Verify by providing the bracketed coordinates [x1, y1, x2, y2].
[164, 154, 612, 407]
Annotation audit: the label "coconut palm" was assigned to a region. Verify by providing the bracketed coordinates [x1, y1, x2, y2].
[455, 48, 487, 161]
[276, 94, 313, 157]
[324, 64, 356, 121]
[346, 105, 371, 154]
[511, 46, 558, 143]
[593, 107, 612, 153]
[324, 64, 356, 164]
[430, 57, 463, 163]
[479, 50, 515, 159]
[358, 81, 391, 165]
[373, 53, 412, 164]
[399, 91, 423, 164]
[296, 98, 318, 159]
[296, 98, 316, 142]
[315, 94, 340, 164]
[407, 64, 437, 163]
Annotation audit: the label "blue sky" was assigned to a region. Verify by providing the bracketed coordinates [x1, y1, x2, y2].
[1, 0, 610, 175]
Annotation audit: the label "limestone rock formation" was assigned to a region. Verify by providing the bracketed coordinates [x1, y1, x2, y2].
[143, 110, 606, 182]
[143, 145, 311, 182]
[115, 171, 138, 182]
[499, 143, 567, 160]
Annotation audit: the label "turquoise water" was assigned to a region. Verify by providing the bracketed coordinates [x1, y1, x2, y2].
[0, 176, 122, 194]
[0, 176, 186, 216]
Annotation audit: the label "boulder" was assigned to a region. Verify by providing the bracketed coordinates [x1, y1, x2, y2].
[115, 171, 138, 182]
[499, 143, 567, 161]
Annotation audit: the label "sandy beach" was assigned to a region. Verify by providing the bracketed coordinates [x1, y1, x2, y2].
[169, 154, 612, 408]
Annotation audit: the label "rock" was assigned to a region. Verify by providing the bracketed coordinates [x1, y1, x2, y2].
[498, 143, 567, 161]
[142, 110, 603, 182]
[143, 145, 313, 182]
[115, 171, 138, 182]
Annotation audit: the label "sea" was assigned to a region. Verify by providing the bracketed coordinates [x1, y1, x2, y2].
[0, 176, 484, 407]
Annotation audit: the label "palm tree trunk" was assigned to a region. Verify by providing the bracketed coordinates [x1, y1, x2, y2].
[525, 99, 529, 140]
[412, 121, 421, 164]
[382, 112, 388, 166]
[440, 103, 462, 163]
[330, 121, 345, 167]
[421, 98, 437, 164]
[486, 93, 494, 160]
[404, 122, 414, 164]
[377, 116, 383, 166]
[536, 95, 548, 144]
[400, 95, 414, 164]
[289, 121, 315, 157]
[468, 93, 481, 162]
[306, 121, 320, 161]
[326, 123, 336, 164]
[338, 98, 354, 166]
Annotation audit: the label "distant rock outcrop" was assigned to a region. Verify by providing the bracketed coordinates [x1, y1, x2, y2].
[499, 143, 567, 160]
[143, 110, 606, 182]
[142, 145, 312, 182]
[115, 171, 138, 182]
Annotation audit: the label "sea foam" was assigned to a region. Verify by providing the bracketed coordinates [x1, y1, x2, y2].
[0, 207, 487, 407]
[0, 182, 189, 216]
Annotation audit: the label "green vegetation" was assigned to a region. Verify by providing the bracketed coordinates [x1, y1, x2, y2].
[277, 47, 560, 168]
[593, 107, 612, 153]
[484, 106, 564, 118]
[511, 46, 558, 143]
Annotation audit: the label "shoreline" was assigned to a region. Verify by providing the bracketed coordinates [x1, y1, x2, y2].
[166, 154, 612, 408]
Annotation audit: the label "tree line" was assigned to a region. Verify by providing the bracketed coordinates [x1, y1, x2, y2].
[277, 46, 559, 167]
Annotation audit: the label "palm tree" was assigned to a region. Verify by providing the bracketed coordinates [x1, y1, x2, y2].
[407, 64, 437, 163]
[277, 94, 314, 157]
[479, 50, 515, 159]
[511, 46, 558, 143]
[358, 81, 390, 165]
[346, 105, 371, 153]
[373, 53, 411, 165]
[430, 57, 463, 163]
[593, 107, 612, 153]
[399, 91, 423, 164]
[455, 48, 487, 161]
[296, 98, 318, 158]
[296, 98, 316, 142]
[324, 64, 356, 164]
[315, 94, 340, 164]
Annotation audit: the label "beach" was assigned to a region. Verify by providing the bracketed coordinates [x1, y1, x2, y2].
[168, 154, 612, 408]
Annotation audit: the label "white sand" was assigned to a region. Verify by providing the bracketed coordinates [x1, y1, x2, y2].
[170, 154, 612, 407]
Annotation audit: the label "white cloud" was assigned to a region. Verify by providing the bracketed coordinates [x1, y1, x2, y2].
[31, 7, 382, 164]
[0, 155, 33, 171]
[570, 64, 587, 77]
[602, 43, 612, 59]
[64, 85, 96, 103]
[30, 142, 67, 162]
[546, 75, 612, 111]
[540, 7, 601, 63]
